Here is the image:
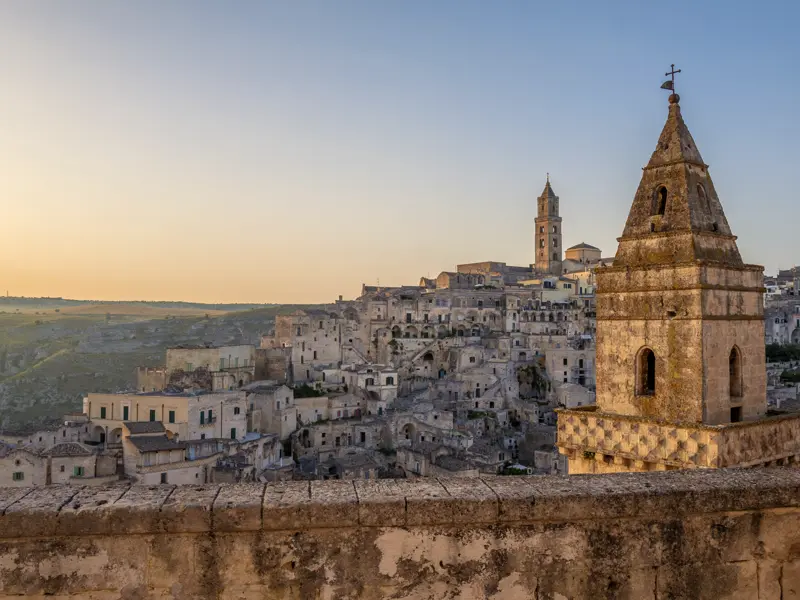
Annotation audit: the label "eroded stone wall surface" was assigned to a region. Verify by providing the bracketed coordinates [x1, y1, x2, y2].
[1, 469, 800, 599]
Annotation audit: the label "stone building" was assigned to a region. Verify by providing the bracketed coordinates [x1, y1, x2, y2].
[245, 383, 297, 441]
[534, 176, 563, 275]
[137, 344, 257, 393]
[557, 89, 800, 473]
[0, 442, 116, 487]
[84, 390, 247, 445]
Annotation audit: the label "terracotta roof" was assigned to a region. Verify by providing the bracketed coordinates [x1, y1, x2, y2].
[42, 442, 94, 457]
[567, 242, 600, 251]
[129, 435, 186, 453]
[124, 421, 166, 434]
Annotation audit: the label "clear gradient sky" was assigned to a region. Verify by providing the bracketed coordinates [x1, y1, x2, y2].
[2, 2, 798, 304]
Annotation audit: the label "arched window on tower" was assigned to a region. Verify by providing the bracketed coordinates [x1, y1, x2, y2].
[636, 347, 656, 396]
[654, 186, 668, 216]
[552, 225, 558, 234]
[552, 252, 558, 260]
[729, 347, 743, 399]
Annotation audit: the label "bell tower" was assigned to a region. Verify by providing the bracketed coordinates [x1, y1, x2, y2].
[595, 90, 765, 426]
[557, 72, 800, 475]
[534, 175, 562, 275]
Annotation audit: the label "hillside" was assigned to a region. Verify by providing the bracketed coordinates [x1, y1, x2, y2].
[0, 302, 323, 433]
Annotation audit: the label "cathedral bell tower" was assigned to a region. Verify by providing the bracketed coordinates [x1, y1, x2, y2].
[534, 175, 563, 275]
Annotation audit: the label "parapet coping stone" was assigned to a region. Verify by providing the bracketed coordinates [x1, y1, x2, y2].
[1, 468, 799, 538]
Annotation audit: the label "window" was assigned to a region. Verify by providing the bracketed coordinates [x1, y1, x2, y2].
[300, 356, 304, 364]
[563, 358, 568, 366]
[406, 313, 412, 323]
[220, 358, 225, 370]
[234, 407, 240, 415]
[186, 363, 193, 372]
[637, 348, 656, 396]
[655, 186, 668, 215]
[235, 357, 239, 367]
[12, 472, 23, 481]
[540, 239, 545, 248]
[469, 356, 476, 364]
[552, 252, 558, 260]
[149, 409, 156, 422]
[200, 411, 205, 425]
[360, 431, 366, 443]
[168, 410, 175, 424]
[553, 238, 558, 247]
[385, 376, 394, 385]
[552, 225, 558, 234]
[73, 466, 84, 477]
[208, 409, 213, 421]
[730, 406, 742, 423]
[60, 465, 65, 472]
[729, 347, 743, 398]
[201, 433, 206, 440]
[313, 351, 317, 360]
[100, 407, 107, 419]
[277, 401, 281, 410]
[539, 226, 544, 233]
[160, 473, 168, 484]
[123, 406, 129, 421]
[230, 428, 237, 439]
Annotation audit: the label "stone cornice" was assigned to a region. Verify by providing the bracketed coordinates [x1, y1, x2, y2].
[595, 283, 765, 295]
[596, 315, 764, 321]
[615, 230, 737, 243]
[642, 158, 709, 171]
[596, 261, 764, 275]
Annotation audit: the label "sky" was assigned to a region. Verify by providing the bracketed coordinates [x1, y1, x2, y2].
[1, 1, 799, 304]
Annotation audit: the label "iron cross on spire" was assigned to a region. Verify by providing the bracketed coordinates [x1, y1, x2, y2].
[662, 64, 681, 94]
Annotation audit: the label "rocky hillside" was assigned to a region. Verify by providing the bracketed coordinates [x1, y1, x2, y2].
[0, 303, 320, 433]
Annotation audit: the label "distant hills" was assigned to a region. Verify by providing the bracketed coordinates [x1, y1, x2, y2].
[0, 296, 272, 313]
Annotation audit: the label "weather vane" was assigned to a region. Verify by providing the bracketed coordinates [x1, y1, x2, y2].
[661, 64, 681, 100]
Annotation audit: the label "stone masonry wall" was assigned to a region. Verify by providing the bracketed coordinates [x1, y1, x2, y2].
[2, 470, 800, 599]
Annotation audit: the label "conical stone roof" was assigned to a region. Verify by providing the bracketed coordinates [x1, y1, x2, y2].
[612, 97, 742, 268]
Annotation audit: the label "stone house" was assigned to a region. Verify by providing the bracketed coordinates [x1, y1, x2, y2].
[0, 442, 116, 487]
[245, 383, 296, 441]
[85, 390, 247, 446]
[121, 422, 218, 485]
[0, 448, 47, 487]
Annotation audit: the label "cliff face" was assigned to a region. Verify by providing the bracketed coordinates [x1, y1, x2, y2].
[1, 469, 799, 599]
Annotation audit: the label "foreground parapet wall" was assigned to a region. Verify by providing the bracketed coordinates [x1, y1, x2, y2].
[1, 470, 800, 599]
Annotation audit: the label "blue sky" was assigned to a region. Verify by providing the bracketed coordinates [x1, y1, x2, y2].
[1, 1, 798, 302]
